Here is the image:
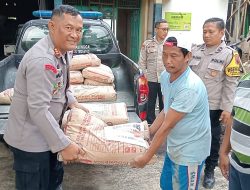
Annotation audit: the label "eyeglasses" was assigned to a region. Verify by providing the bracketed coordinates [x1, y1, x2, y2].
[157, 27, 169, 32]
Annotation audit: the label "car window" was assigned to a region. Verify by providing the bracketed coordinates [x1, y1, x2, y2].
[20, 24, 113, 54]
[21, 25, 48, 52]
[74, 25, 113, 54]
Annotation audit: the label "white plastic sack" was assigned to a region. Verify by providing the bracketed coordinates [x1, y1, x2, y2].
[80, 102, 129, 125]
[70, 53, 101, 71]
[70, 71, 84, 84]
[71, 85, 116, 102]
[82, 64, 114, 84]
[84, 78, 114, 87]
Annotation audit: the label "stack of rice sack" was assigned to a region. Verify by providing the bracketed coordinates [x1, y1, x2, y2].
[82, 64, 115, 87]
[0, 88, 14, 104]
[70, 53, 101, 71]
[70, 71, 84, 85]
[61, 108, 153, 166]
[69, 53, 101, 85]
[69, 54, 116, 102]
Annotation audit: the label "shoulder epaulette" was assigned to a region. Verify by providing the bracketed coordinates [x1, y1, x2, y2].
[144, 38, 154, 43]
[191, 43, 204, 51]
[143, 38, 155, 46]
[225, 46, 236, 51]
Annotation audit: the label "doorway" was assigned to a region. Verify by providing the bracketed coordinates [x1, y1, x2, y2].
[117, 8, 140, 62]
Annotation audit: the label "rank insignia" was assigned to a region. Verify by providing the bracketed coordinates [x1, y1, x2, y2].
[54, 48, 62, 58]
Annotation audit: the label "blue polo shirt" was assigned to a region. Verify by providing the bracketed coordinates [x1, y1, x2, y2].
[160, 67, 211, 165]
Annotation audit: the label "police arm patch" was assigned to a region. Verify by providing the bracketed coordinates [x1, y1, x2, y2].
[225, 52, 240, 77]
[45, 64, 58, 74]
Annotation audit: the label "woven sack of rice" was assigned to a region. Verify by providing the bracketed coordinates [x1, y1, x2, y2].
[70, 53, 101, 71]
[62, 108, 152, 165]
[71, 85, 116, 102]
[80, 102, 129, 125]
[70, 71, 84, 84]
[84, 78, 114, 86]
[82, 64, 114, 84]
[62, 110, 70, 129]
[0, 88, 14, 104]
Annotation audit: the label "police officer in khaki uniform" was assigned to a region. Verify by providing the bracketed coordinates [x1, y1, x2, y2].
[4, 5, 88, 190]
[139, 19, 169, 124]
[189, 17, 240, 189]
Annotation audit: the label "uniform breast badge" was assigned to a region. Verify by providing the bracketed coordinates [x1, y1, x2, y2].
[210, 70, 218, 77]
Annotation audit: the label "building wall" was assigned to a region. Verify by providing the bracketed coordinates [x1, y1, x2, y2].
[162, 0, 229, 48]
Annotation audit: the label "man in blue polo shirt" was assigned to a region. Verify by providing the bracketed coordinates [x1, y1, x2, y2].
[131, 36, 211, 190]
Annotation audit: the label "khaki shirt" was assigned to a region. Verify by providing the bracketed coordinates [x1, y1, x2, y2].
[138, 37, 165, 83]
[4, 35, 77, 153]
[189, 42, 240, 112]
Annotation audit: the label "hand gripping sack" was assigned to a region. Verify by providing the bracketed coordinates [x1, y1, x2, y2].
[0, 88, 14, 104]
[62, 108, 152, 165]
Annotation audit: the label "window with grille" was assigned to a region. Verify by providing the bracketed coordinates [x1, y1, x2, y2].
[118, 0, 140, 9]
[62, 0, 88, 6]
[89, 0, 115, 5]
[62, 0, 139, 8]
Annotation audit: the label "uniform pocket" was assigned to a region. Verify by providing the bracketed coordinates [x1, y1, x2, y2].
[189, 60, 200, 73]
[52, 91, 62, 99]
[205, 62, 224, 81]
[147, 47, 157, 54]
[189, 59, 200, 66]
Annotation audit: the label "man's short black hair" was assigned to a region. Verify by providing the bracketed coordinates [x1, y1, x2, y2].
[203, 17, 225, 30]
[154, 19, 168, 28]
[165, 36, 189, 57]
[52, 4, 80, 18]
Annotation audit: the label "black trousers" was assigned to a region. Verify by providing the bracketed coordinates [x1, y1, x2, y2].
[10, 146, 63, 190]
[205, 110, 222, 171]
[146, 81, 164, 124]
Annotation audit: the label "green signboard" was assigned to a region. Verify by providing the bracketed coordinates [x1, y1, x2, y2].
[165, 12, 192, 31]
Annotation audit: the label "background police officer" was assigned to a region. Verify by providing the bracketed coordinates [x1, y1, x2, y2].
[189, 17, 240, 189]
[4, 5, 88, 190]
[138, 19, 169, 124]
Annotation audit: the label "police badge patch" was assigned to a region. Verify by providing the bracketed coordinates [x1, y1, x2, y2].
[52, 80, 63, 95]
[225, 52, 240, 77]
[210, 70, 218, 77]
[45, 64, 58, 74]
